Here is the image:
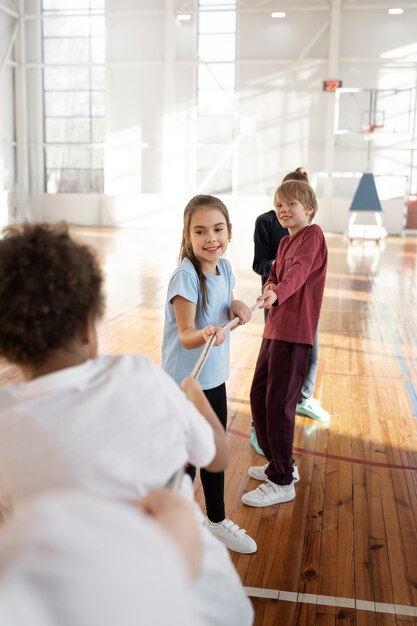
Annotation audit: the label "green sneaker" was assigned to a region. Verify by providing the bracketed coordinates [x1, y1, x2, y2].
[249, 427, 266, 456]
[296, 398, 330, 422]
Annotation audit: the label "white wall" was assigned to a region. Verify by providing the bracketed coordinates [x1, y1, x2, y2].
[28, 189, 405, 237]
[0, 9, 16, 227]
[7, 0, 417, 231]
[105, 0, 197, 194]
[235, 2, 417, 195]
[101, 0, 416, 204]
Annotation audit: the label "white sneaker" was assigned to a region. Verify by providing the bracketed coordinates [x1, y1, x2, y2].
[292, 463, 300, 483]
[205, 518, 257, 554]
[248, 462, 300, 483]
[248, 463, 269, 481]
[296, 398, 330, 421]
[249, 427, 265, 456]
[242, 480, 295, 508]
[308, 397, 322, 406]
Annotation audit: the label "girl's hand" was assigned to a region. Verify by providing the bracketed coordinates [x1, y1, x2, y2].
[202, 325, 225, 346]
[230, 299, 252, 326]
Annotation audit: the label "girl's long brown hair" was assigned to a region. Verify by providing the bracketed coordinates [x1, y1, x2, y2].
[179, 194, 232, 314]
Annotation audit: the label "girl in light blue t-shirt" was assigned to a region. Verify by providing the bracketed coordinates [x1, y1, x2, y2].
[162, 194, 257, 555]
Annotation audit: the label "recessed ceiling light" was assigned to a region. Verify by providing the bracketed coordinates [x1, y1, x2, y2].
[176, 14, 191, 21]
[271, 12, 286, 19]
[388, 7, 404, 14]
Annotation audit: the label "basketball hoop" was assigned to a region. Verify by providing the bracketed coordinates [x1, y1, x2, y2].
[361, 122, 383, 142]
[361, 123, 383, 134]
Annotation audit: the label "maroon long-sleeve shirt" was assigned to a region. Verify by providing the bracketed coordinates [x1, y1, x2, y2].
[263, 224, 327, 346]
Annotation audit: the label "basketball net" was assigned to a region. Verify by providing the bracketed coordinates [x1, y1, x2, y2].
[361, 123, 383, 142]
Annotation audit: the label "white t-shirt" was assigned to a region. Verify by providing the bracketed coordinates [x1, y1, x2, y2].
[0, 355, 254, 626]
[0, 490, 201, 626]
[0, 354, 215, 513]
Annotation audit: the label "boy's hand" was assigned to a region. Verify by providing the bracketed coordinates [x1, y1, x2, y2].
[230, 299, 252, 326]
[257, 285, 278, 309]
[202, 325, 225, 346]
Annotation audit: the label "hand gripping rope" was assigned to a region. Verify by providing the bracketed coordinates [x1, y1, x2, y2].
[166, 300, 262, 491]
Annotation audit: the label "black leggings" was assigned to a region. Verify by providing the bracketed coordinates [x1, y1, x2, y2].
[186, 383, 227, 523]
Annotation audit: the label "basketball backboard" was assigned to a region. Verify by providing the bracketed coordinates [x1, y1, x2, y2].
[334, 87, 413, 136]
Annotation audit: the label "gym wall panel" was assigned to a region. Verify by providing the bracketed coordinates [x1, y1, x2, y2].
[0, 13, 16, 195]
[237, 11, 329, 61]
[236, 62, 326, 193]
[106, 15, 165, 62]
[107, 0, 165, 10]
[340, 9, 417, 59]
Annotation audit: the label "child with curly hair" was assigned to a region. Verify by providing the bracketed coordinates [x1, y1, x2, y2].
[0, 223, 253, 626]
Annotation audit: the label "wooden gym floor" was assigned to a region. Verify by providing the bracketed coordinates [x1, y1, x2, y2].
[1, 226, 416, 626]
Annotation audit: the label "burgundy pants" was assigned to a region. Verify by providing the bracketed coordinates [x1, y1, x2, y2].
[250, 338, 310, 485]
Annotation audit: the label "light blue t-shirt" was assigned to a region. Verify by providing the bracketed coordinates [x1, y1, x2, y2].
[162, 258, 235, 390]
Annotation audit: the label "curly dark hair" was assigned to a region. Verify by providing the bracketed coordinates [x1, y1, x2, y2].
[0, 223, 105, 366]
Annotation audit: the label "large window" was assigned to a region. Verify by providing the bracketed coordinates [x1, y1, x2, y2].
[197, 0, 236, 193]
[42, 0, 105, 193]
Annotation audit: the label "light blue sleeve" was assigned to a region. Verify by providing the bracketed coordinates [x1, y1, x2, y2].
[222, 259, 236, 295]
[167, 268, 199, 306]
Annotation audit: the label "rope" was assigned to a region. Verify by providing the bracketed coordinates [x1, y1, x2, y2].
[190, 301, 261, 380]
[166, 300, 262, 491]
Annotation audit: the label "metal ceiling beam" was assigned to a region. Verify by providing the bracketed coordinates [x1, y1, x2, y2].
[0, 19, 18, 80]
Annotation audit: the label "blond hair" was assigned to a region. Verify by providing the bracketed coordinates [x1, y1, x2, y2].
[275, 170, 318, 222]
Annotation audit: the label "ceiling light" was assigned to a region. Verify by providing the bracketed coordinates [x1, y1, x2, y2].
[388, 7, 404, 14]
[176, 14, 191, 21]
[271, 12, 286, 19]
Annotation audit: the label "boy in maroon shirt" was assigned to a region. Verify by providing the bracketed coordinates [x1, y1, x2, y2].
[242, 178, 327, 507]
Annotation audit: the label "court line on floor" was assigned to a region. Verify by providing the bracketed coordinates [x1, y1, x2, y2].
[226, 427, 417, 473]
[244, 587, 417, 617]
